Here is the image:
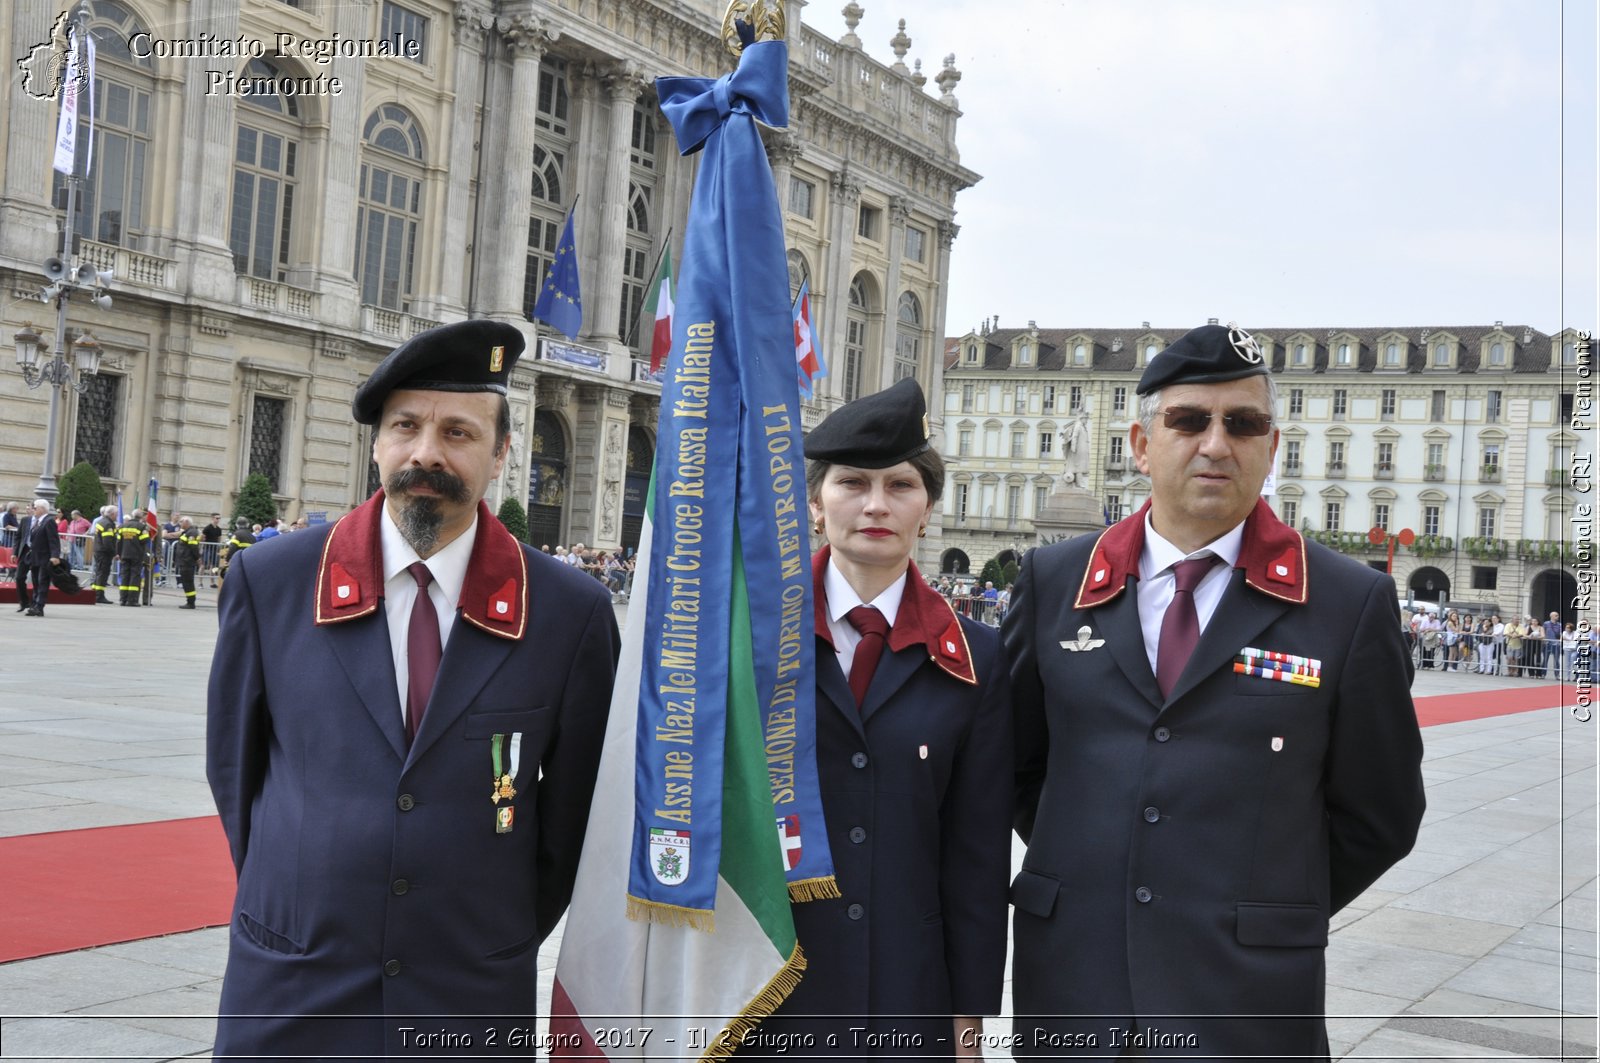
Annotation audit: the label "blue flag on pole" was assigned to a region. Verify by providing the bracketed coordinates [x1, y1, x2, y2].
[533, 211, 583, 340]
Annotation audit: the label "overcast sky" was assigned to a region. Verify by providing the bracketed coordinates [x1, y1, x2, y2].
[834, 0, 1597, 336]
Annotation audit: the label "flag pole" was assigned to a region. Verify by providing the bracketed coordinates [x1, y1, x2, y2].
[626, 227, 674, 351]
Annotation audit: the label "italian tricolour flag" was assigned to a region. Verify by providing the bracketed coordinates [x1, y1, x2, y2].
[549, 504, 802, 1060]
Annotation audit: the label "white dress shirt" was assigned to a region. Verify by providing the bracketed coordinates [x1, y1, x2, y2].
[1136, 514, 1245, 676]
[822, 560, 908, 678]
[381, 505, 478, 722]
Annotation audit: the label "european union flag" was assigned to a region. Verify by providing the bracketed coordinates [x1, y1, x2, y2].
[533, 210, 583, 340]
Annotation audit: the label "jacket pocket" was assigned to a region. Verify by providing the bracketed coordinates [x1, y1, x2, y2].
[1010, 868, 1061, 918]
[462, 707, 551, 740]
[236, 910, 307, 955]
[1235, 902, 1328, 947]
[485, 929, 540, 961]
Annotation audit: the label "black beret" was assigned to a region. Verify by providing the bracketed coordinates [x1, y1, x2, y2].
[804, 377, 932, 468]
[352, 319, 525, 425]
[1136, 323, 1268, 395]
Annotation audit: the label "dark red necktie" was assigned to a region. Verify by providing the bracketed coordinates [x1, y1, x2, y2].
[845, 605, 890, 708]
[1156, 555, 1220, 699]
[406, 562, 441, 743]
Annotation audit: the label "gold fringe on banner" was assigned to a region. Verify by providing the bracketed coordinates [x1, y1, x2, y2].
[625, 896, 716, 933]
[787, 875, 841, 903]
[700, 940, 808, 1063]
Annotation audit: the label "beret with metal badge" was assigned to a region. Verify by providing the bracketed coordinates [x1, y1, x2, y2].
[1136, 322, 1268, 395]
[352, 319, 526, 425]
[803, 376, 932, 468]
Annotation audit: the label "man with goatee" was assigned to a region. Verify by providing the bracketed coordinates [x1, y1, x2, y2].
[206, 320, 618, 1060]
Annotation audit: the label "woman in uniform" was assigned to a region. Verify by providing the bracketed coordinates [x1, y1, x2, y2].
[751, 378, 1011, 1059]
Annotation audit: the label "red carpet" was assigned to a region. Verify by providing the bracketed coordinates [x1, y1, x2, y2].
[0, 684, 1571, 964]
[0, 815, 235, 963]
[1414, 682, 1571, 727]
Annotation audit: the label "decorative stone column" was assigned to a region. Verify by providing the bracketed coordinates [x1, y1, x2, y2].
[486, 14, 554, 321]
[430, 2, 494, 319]
[170, 0, 244, 303]
[822, 167, 861, 399]
[766, 132, 802, 209]
[590, 65, 645, 345]
[304, 0, 371, 325]
[878, 193, 910, 390]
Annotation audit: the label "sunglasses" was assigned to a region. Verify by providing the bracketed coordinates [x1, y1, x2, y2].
[1159, 407, 1275, 438]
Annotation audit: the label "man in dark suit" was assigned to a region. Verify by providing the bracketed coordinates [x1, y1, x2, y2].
[1003, 324, 1425, 1059]
[22, 500, 62, 616]
[13, 504, 34, 611]
[207, 320, 619, 1059]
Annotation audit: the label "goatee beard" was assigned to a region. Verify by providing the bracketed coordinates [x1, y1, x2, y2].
[385, 468, 470, 555]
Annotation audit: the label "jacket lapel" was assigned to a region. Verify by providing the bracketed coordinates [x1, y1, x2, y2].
[325, 610, 409, 760]
[1095, 577, 1164, 710]
[858, 641, 924, 724]
[1164, 569, 1290, 708]
[815, 634, 866, 739]
[406, 617, 516, 762]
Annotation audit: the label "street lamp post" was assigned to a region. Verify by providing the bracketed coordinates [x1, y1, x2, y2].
[13, 0, 111, 502]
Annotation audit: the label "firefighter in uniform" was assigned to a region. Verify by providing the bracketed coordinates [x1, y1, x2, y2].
[174, 516, 203, 609]
[91, 505, 119, 604]
[219, 518, 255, 585]
[117, 509, 151, 606]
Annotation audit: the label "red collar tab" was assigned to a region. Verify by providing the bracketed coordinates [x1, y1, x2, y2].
[810, 548, 976, 686]
[1239, 497, 1308, 604]
[1073, 497, 1308, 609]
[315, 493, 529, 638]
[315, 493, 385, 625]
[1074, 503, 1149, 610]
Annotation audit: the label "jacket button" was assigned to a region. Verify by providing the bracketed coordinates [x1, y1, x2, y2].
[848, 826, 867, 844]
[851, 752, 868, 769]
[392, 879, 409, 896]
[847, 903, 865, 920]
[1135, 886, 1153, 904]
[1153, 727, 1171, 742]
[396, 794, 415, 811]
[383, 959, 401, 976]
[1143, 806, 1160, 823]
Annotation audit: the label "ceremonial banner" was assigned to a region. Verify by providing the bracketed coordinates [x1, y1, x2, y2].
[646, 246, 675, 372]
[51, 31, 82, 176]
[534, 210, 584, 339]
[551, 35, 834, 1059]
[793, 280, 826, 397]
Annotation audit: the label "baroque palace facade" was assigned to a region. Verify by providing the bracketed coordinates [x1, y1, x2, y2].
[938, 320, 1589, 620]
[0, 0, 977, 551]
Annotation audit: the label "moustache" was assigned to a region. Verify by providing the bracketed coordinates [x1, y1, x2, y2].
[385, 467, 471, 504]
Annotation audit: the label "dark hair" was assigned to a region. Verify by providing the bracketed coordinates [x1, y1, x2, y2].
[496, 396, 512, 456]
[805, 447, 945, 504]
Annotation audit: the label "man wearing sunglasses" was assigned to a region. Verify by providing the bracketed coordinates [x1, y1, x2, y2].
[1003, 323, 1424, 1059]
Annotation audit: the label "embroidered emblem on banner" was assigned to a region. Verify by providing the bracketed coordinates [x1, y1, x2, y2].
[649, 828, 691, 885]
[777, 815, 802, 871]
[1060, 625, 1106, 652]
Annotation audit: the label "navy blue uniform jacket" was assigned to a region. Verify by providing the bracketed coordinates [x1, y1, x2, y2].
[1003, 499, 1424, 1059]
[749, 549, 1012, 1058]
[207, 492, 618, 1060]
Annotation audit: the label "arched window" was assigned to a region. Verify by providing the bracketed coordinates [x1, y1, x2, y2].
[844, 278, 869, 402]
[58, 0, 155, 247]
[894, 291, 922, 382]
[620, 181, 653, 347]
[356, 105, 426, 309]
[230, 58, 303, 280]
[523, 144, 567, 318]
[787, 250, 810, 298]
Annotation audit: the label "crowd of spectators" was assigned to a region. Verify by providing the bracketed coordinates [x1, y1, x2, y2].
[540, 541, 635, 601]
[1403, 606, 1590, 681]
